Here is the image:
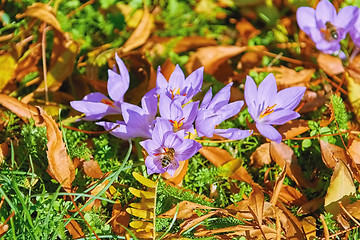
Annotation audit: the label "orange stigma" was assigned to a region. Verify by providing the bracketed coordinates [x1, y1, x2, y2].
[101, 98, 115, 108]
[170, 88, 187, 99]
[169, 117, 185, 131]
[259, 104, 276, 118]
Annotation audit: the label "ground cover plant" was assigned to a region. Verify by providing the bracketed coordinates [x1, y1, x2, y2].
[2, 0, 360, 239]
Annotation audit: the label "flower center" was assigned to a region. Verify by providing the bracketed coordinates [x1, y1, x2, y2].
[320, 21, 338, 41]
[169, 117, 185, 131]
[100, 98, 115, 108]
[259, 104, 277, 119]
[154, 147, 175, 169]
[170, 88, 187, 99]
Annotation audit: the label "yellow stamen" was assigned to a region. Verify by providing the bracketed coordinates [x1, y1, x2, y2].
[259, 104, 276, 118]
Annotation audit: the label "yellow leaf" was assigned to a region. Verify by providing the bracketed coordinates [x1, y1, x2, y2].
[218, 158, 242, 177]
[129, 221, 153, 232]
[132, 172, 157, 188]
[130, 201, 154, 210]
[0, 53, 16, 91]
[126, 208, 154, 219]
[346, 73, 360, 122]
[128, 187, 155, 199]
[324, 160, 356, 217]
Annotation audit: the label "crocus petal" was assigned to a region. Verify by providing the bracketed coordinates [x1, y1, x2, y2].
[159, 94, 173, 119]
[168, 65, 185, 90]
[145, 156, 165, 175]
[142, 88, 158, 119]
[315, 0, 336, 26]
[308, 27, 325, 43]
[257, 73, 277, 108]
[140, 139, 162, 156]
[213, 128, 253, 140]
[175, 139, 202, 161]
[207, 83, 232, 112]
[121, 102, 144, 123]
[244, 75, 258, 120]
[166, 160, 180, 176]
[186, 66, 204, 95]
[70, 99, 119, 121]
[200, 88, 213, 109]
[255, 123, 282, 144]
[316, 39, 341, 54]
[215, 101, 244, 121]
[107, 55, 130, 103]
[263, 109, 300, 125]
[153, 118, 173, 144]
[183, 101, 199, 125]
[297, 7, 316, 33]
[156, 66, 169, 93]
[163, 133, 183, 149]
[275, 87, 306, 110]
[195, 111, 219, 137]
[334, 6, 359, 29]
[97, 121, 130, 140]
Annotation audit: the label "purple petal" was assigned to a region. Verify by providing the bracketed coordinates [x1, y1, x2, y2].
[263, 109, 300, 125]
[275, 87, 306, 110]
[70, 99, 119, 121]
[255, 123, 282, 143]
[213, 128, 253, 140]
[156, 66, 168, 91]
[175, 139, 202, 161]
[142, 88, 158, 118]
[107, 55, 130, 103]
[168, 65, 185, 91]
[121, 102, 144, 123]
[297, 7, 316, 33]
[96, 121, 130, 140]
[257, 73, 277, 108]
[207, 83, 232, 111]
[335, 6, 359, 30]
[145, 156, 165, 175]
[186, 66, 204, 94]
[153, 118, 173, 144]
[308, 27, 325, 43]
[195, 110, 219, 137]
[140, 139, 162, 156]
[183, 101, 199, 125]
[215, 101, 244, 121]
[315, 0, 336, 26]
[159, 94, 173, 119]
[200, 88, 213, 109]
[244, 75, 258, 120]
[163, 132, 183, 149]
[316, 39, 341, 54]
[166, 160, 180, 177]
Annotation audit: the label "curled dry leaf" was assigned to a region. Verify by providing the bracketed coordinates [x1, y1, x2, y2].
[270, 142, 314, 188]
[346, 73, 360, 122]
[0, 142, 8, 165]
[121, 8, 153, 53]
[348, 138, 360, 164]
[236, 18, 261, 44]
[64, 215, 85, 239]
[162, 159, 188, 187]
[111, 202, 130, 235]
[324, 160, 356, 218]
[250, 66, 315, 88]
[16, 2, 63, 32]
[299, 90, 327, 113]
[82, 160, 103, 179]
[250, 143, 272, 168]
[158, 201, 217, 219]
[277, 119, 310, 140]
[319, 139, 345, 169]
[345, 200, 360, 221]
[297, 197, 324, 215]
[317, 53, 345, 76]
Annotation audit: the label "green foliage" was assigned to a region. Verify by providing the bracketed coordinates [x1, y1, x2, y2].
[0, 111, 21, 142]
[331, 94, 349, 130]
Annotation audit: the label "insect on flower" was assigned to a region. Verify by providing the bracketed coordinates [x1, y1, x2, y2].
[155, 148, 176, 169]
[321, 22, 338, 41]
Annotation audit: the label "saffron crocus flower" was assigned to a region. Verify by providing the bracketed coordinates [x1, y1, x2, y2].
[159, 95, 198, 133]
[156, 65, 204, 104]
[97, 88, 158, 140]
[195, 83, 253, 140]
[140, 119, 202, 176]
[297, 0, 358, 54]
[70, 53, 130, 120]
[244, 74, 306, 144]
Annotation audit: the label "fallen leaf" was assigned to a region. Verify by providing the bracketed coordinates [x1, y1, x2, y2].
[82, 160, 103, 179]
[173, 36, 217, 53]
[132, 172, 157, 188]
[301, 216, 317, 240]
[348, 138, 360, 164]
[324, 160, 356, 218]
[162, 159, 188, 186]
[270, 142, 314, 188]
[297, 197, 324, 215]
[236, 18, 261, 44]
[318, 53, 345, 76]
[39, 107, 75, 192]
[277, 119, 310, 140]
[319, 139, 345, 169]
[0, 142, 8, 165]
[346, 73, 360, 122]
[122, 8, 153, 53]
[158, 201, 217, 219]
[276, 202, 306, 239]
[250, 143, 272, 167]
[0, 53, 16, 92]
[64, 215, 85, 239]
[270, 165, 287, 205]
[345, 200, 360, 221]
[111, 202, 130, 235]
[16, 3, 63, 32]
[299, 90, 327, 113]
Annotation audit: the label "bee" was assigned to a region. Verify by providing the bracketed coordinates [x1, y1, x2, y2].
[321, 21, 338, 41]
[158, 148, 175, 169]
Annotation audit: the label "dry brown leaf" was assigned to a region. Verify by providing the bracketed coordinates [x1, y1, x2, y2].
[319, 139, 346, 169]
[348, 138, 360, 164]
[173, 36, 217, 53]
[182, 209, 227, 235]
[270, 142, 314, 188]
[250, 143, 271, 168]
[270, 165, 287, 205]
[299, 90, 327, 113]
[111, 202, 130, 235]
[276, 202, 306, 239]
[158, 201, 217, 219]
[122, 8, 153, 53]
[82, 180, 110, 211]
[199, 146, 256, 185]
[324, 160, 356, 218]
[250, 66, 315, 88]
[185, 45, 247, 75]
[277, 185, 307, 206]
[345, 200, 360, 221]
[0, 94, 42, 125]
[277, 119, 310, 140]
[302, 216, 317, 240]
[64, 215, 85, 239]
[83, 160, 103, 179]
[16, 3, 63, 32]
[236, 18, 261, 44]
[297, 197, 324, 215]
[40, 107, 75, 192]
[0, 142, 8, 165]
[318, 53, 345, 76]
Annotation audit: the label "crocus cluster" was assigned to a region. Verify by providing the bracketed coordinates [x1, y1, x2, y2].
[297, 0, 359, 54]
[71, 54, 305, 176]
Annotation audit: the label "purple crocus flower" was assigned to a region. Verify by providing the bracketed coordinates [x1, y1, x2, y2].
[195, 83, 253, 140]
[350, 13, 360, 47]
[297, 0, 358, 54]
[159, 94, 198, 133]
[244, 74, 306, 144]
[140, 119, 202, 176]
[70, 53, 130, 121]
[97, 88, 158, 140]
[156, 65, 204, 104]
